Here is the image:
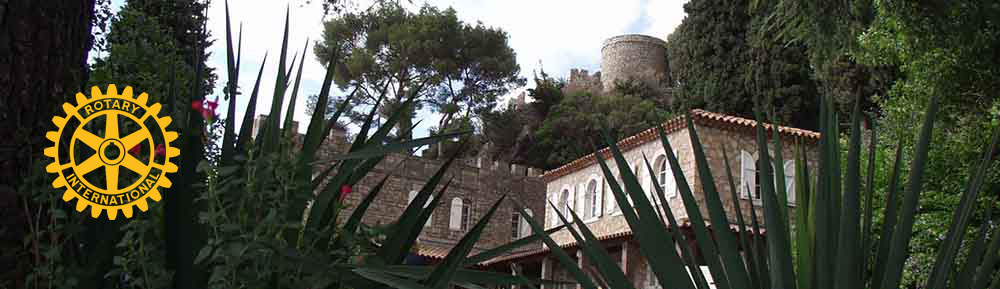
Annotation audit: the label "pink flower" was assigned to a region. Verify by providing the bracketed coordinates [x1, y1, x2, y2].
[339, 185, 352, 202]
[192, 96, 219, 122]
[154, 144, 166, 157]
[128, 144, 142, 156]
[205, 96, 219, 114]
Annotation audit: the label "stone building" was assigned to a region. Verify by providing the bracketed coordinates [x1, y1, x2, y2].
[313, 123, 550, 262]
[483, 110, 820, 288]
[250, 114, 548, 262]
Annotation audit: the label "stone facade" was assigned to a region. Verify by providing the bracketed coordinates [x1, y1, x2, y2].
[501, 110, 820, 289]
[599, 34, 668, 93]
[314, 128, 549, 255]
[542, 116, 818, 246]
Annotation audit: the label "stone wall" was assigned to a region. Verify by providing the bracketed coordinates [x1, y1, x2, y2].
[316, 130, 548, 252]
[693, 124, 819, 227]
[564, 68, 603, 95]
[599, 34, 668, 93]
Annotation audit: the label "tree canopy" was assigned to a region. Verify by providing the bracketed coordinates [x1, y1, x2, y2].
[312, 0, 524, 139]
[666, 0, 821, 129]
[477, 71, 668, 169]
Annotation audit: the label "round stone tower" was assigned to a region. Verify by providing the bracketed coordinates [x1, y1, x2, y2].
[600, 34, 668, 92]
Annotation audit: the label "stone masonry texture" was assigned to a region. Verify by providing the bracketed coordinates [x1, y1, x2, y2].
[543, 121, 818, 246]
[600, 34, 668, 92]
[315, 129, 548, 254]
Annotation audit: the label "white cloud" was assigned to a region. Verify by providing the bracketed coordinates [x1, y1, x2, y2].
[641, 0, 688, 40]
[204, 0, 688, 137]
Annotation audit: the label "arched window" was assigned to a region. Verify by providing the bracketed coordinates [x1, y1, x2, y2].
[449, 197, 472, 232]
[740, 151, 797, 204]
[584, 179, 598, 219]
[654, 153, 678, 200]
[558, 189, 571, 222]
[408, 190, 432, 227]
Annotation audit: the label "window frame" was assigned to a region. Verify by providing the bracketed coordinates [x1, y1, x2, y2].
[556, 185, 573, 226]
[449, 197, 464, 231]
[607, 171, 625, 216]
[739, 150, 796, 206]
[584, 174, 602, 222]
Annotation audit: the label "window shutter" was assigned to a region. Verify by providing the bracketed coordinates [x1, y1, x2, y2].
[605, 178, 612, 214]
[584, 180, 595, 219]
[740, 151, 755, 199]
[668, 150, 679, 198]
[593, 180, 601, 217]
[563, 184, 580, 218]
[587, 179, 604, 217]
[449, 198, 463, 231]
[461, 203, 472, 231]
[521, 209, 533, 237]
[785, 160, 796, 204]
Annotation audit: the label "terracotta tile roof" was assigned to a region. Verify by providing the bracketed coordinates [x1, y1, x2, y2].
[414, 243, 455, 260]
[481, 229, 634, 266]
[540, 109, 820, 181]
[481, 219, 767, 266]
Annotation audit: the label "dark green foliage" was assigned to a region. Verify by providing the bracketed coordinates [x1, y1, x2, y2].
[477, 71, 559, 166]
[536, 91, 667, 168]
[312, 0, 524, 139]
[420, 115, 481, 160]
[476, 69, 670, 170]
[125, 0, 216, 96]
[90, 0, 216, 100]
[667, 0, 821, 129]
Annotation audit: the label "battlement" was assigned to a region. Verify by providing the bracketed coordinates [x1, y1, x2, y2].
[600, 34, 667, 51]
[566, 68, 603, 94]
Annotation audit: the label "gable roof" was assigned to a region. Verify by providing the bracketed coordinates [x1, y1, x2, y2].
[541, 109, 820, 182]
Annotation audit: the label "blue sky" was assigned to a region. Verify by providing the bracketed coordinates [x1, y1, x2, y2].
[111, 0, 688, 137]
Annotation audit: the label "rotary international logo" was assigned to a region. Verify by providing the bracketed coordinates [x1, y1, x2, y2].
[44, 84, 178, 220]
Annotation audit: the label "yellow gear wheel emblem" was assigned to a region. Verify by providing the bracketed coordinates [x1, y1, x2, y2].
[44, 85, 179, 220]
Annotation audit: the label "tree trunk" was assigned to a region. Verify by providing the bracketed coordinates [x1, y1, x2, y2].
[0, 0, 96, 285]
